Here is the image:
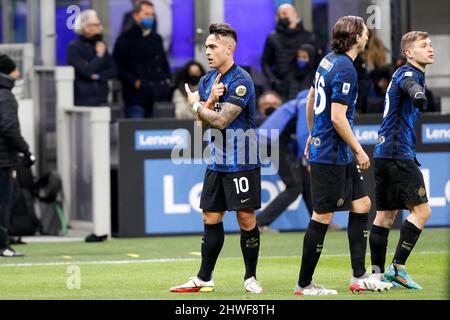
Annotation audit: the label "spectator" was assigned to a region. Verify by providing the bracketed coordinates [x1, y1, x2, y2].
[354, 54, 371, 113]
[355, 29, 390, 113]
[256, 90, 282, 124]
[393, 55, 407, 71]
[121, 0, 159, 35]
[113, 0, 171, 118]
[0, 54, 35, 257]
[364, 29, 389, 72]
[261, 3, 316, 100]
[285, 43, 316, 101]
[172, 61, 206, 120]
[67, 10, 117, 107]
[257, 90, 313, 233]
[366, 66, 392, 113]
[121, 0, 140, 34]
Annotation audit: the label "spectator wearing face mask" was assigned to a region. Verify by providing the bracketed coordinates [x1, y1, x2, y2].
[67, 9, 117, 107]
[113, 0, 171, 118]
[256, 90, 282, 125]
[172, 61, 206, 120]
[261, 3, 316, 101]
[285, 43, 316, 101]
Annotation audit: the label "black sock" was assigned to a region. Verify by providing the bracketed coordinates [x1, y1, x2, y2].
[393, 220, 422, 266]
[298, 219, 328, 288]
[347, 212, 369, 278]
[369, 225, 390, 273]
[240, 226, 260, 280]
[197, 222, 224, 281]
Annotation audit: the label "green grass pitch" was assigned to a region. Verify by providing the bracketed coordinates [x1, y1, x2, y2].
[0, 228, 448, 300]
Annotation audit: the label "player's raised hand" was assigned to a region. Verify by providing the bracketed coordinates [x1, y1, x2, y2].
[208, 73, 225, 103]
[355, 148, 370, 171]
[185, 83, 200, 106]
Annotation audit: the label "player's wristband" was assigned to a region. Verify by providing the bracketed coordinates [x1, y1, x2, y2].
[192, 102, 202, 113]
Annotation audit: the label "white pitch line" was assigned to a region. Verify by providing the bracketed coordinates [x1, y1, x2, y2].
[0, 250, 448, 268]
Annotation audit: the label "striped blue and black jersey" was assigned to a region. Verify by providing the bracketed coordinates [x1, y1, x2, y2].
[309, 52, 358, 165]
[374, 63, 425, 160]
[199, 64, 260, 172]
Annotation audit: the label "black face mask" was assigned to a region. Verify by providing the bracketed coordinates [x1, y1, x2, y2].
[88, 33, 104, 43]
[277, 18, 290, 30]
[265, 106, 276, 116]
[188, 75, 201, 85]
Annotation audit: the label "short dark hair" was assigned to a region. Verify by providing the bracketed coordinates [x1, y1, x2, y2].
[133, 0, 154, 14]
[209, 23, 238, 44]
[331, 16, 365, 54]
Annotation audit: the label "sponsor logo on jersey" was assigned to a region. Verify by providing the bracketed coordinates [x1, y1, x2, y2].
[342, 83, 351, 95]
[236, 85, 247, 97]
[418, 187, 426, 197]
[316, 244, 324, 253]
[319, 58, 334, 71]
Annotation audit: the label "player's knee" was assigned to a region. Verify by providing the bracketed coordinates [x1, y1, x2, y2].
[313, 213, 333, 225]
[362, 197, 372, 212]
[202, 213, 222, 225]
[419, 205, 432, 221]
[352, 196, 371, 213]
[237, 213, 256, 230]
[375, 212, 395, 228]
[426, 206, 432, 219]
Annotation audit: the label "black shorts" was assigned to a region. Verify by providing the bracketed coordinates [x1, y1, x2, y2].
[200, 168, 261, 212]
[374, 158, 428, 210]
[310, 160, 367, 213]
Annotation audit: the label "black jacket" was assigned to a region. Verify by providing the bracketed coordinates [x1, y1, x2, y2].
[262, 21, 316, 84]
[285, 43, 316, 100]
[113, 23, 171, 107]
[67, 36, 117, 106]
[0, 74, 30, 168]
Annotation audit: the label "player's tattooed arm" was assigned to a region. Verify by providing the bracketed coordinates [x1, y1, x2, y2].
[197, 103, 242, 130]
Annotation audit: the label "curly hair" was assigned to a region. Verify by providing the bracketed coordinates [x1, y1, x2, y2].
[331, 16, 365, 54]
[209, 23, 238, 44]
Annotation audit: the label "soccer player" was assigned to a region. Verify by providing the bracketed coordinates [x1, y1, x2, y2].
[369, 31, 434, 289]
[169, 23, 262, 294]
[294, 16, 392, 296]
